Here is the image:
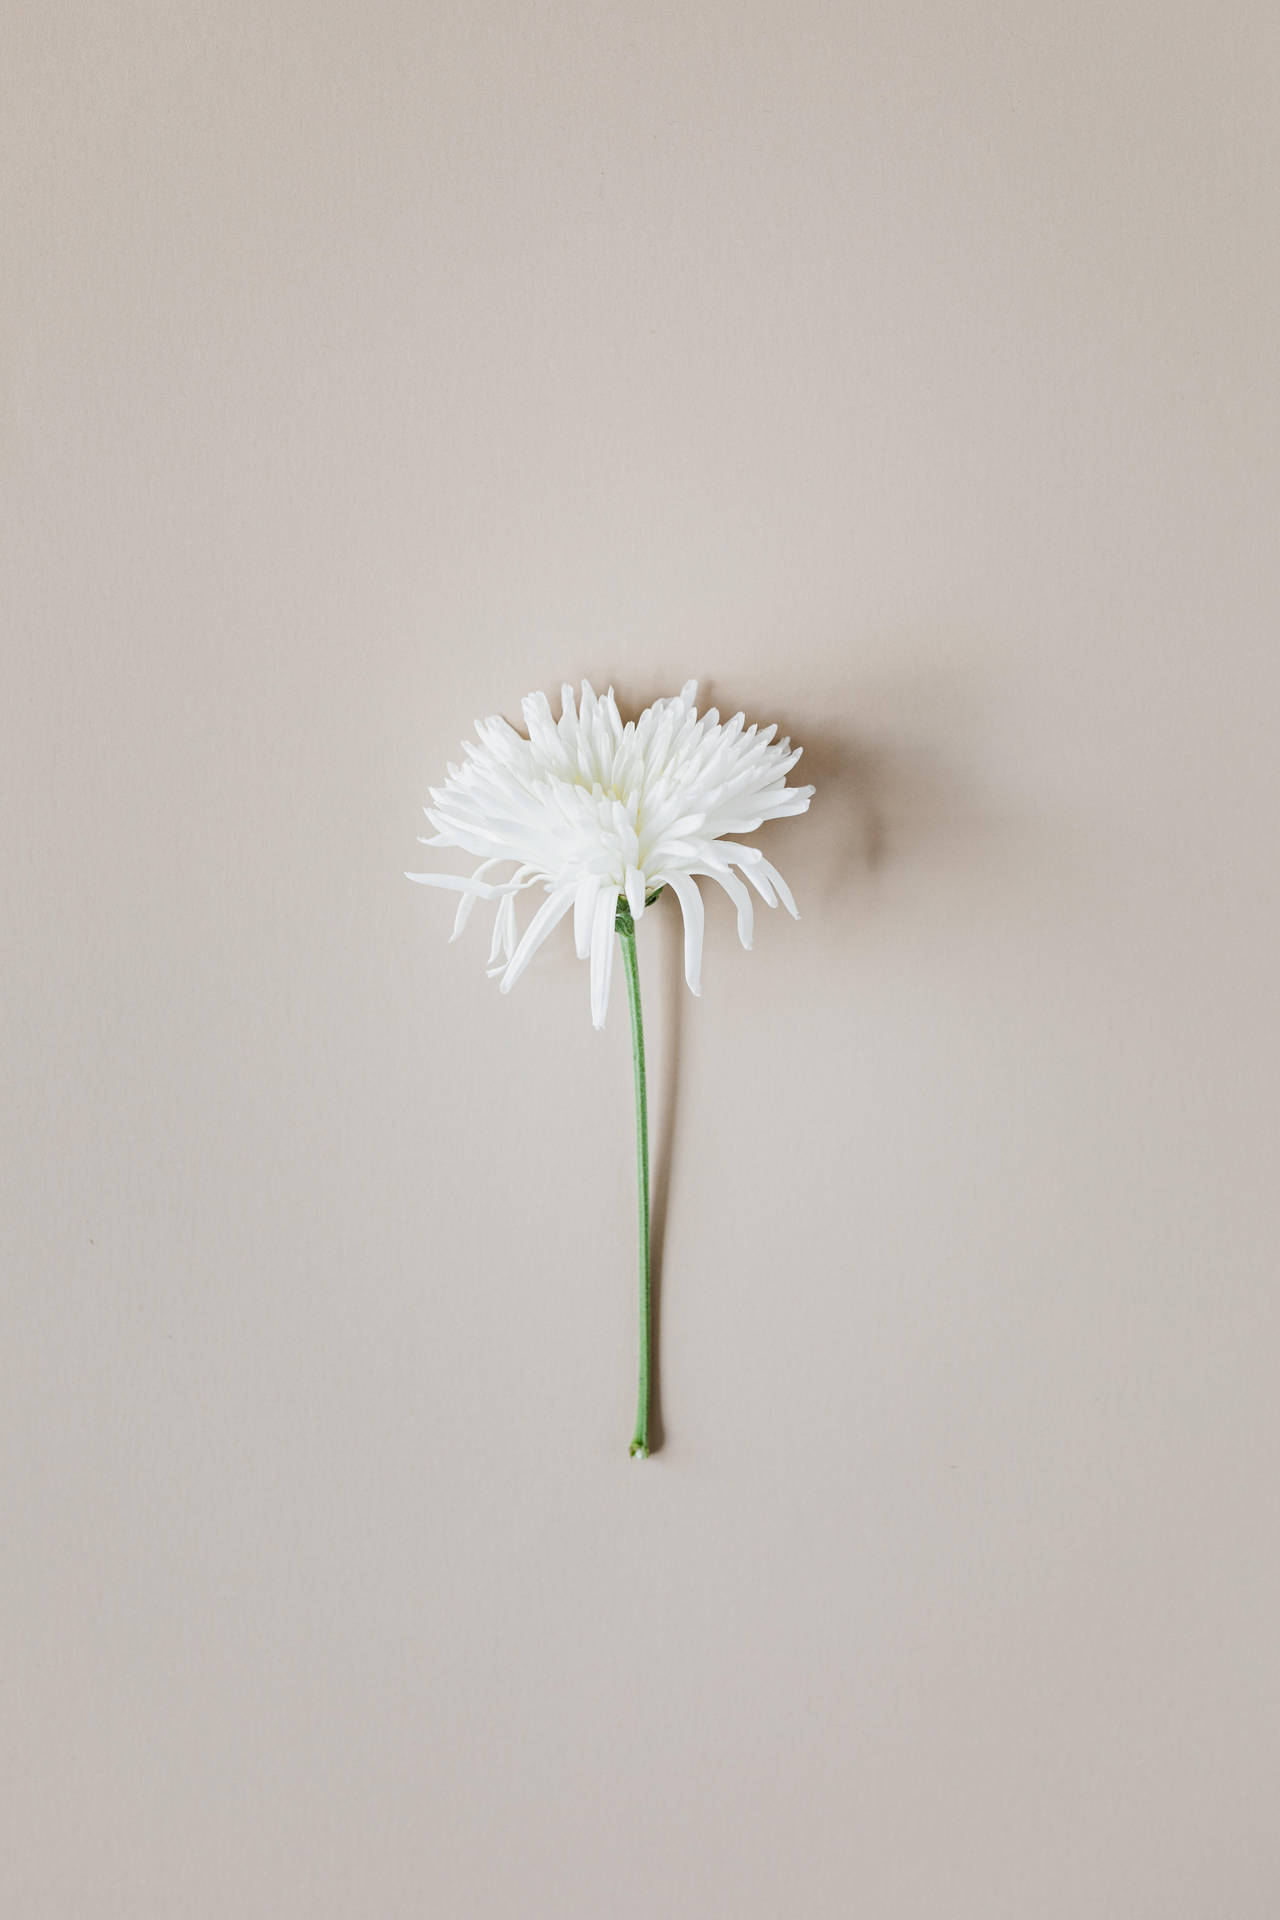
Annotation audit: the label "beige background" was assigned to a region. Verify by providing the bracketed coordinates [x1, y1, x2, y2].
[5, 3, 1279, 1915]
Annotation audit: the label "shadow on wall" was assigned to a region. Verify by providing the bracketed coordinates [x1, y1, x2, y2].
[641, 664, 1004, 1452]
[603, 664, 997, 917]
[754, 708, 993, 914]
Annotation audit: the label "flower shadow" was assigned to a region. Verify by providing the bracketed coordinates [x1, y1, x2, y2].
[628, 671, 994, 1454]
[742, 702, 992, 917]
[641, 693, 977, 1454]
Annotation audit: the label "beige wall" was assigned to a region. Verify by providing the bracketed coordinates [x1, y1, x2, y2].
[6, 4, 1279, 1915]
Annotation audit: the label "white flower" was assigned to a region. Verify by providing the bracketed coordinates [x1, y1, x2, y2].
[407, 680, 814, 1028]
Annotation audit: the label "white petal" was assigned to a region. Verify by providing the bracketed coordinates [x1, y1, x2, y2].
[659, 812, 707, 840]
[730, 854, 778, 908]
[485, 890, 520, 972]
[754, 855, 798, 917]
[449, 860, 502, 940]
[574, 876, 601, 959]
[698, 865, 753, 949]
[487, 885, 528, 969]
[624, 865, 646, 920]
[588, 885, 618, 1029]
[662, 872, 705, 997]
[405, 871, 504, 896]
[487, 898, 510, 968]
[499, 886, 574, 994]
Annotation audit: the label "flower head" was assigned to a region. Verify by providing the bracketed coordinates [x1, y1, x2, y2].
[407, 680, 814, 1027]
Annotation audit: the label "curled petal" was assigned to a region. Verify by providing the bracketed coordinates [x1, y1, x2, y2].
[722, 844, 778, 908]
[753, 855, 799, 917]
[697, 865, 753, 949]
[660, 871, 705, 997]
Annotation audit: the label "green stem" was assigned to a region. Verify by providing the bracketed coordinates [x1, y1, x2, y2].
[616, 900, 651, 1458]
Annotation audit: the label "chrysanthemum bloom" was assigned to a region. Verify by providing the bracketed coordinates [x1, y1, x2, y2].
[408, 680, 814, 1455]
[408, 680, 813, 1026]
